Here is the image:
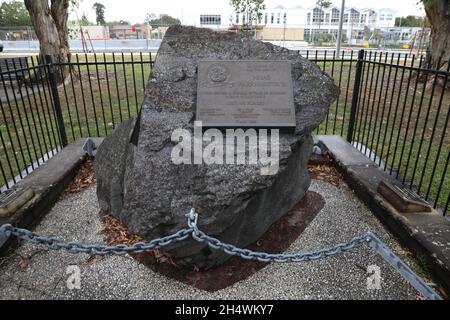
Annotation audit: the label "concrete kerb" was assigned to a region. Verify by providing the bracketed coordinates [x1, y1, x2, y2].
[0, 138, 104, 255]
[316, 135, 450, 296]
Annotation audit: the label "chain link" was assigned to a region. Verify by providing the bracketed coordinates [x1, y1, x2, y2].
[1, 208, 441, 300]
[0, 224, 192, 255]
[186, 209, 371, 263]
[0, 208, 371, 260]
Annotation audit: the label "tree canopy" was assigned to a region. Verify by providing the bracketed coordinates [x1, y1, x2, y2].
[230, 0, 265, 25]
[105, 20, 130, 28]
[316, 0, 332, 9]
[395, 15, 431, 28]
[92, 2, 105, 25]
[75, 13, 92, 26]
[144, 14, 180, 28]
[0, 0, 32, 26]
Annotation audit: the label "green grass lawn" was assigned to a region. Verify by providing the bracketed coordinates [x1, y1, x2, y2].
[0, 53, 152, 185]
[316, 58, 449, 211]
[0, 53, 448, 213]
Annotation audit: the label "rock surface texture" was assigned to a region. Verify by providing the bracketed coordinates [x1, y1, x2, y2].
[95, 26, 339, 268]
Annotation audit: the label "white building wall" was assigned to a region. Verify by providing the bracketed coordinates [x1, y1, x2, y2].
[376, 8, 397, 28]
[182, 7, 234, 29]
[181, 5, 397, 37]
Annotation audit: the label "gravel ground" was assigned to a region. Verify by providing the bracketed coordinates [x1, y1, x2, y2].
[0, 180, 423, 300]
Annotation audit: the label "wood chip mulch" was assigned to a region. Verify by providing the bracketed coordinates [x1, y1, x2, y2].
[64, 157, 97, 195]
[308, 157, 344, 187]
[101, 214, 179, 267]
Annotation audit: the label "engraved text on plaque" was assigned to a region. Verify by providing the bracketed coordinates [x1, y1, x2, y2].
[196, 60, 296, 129]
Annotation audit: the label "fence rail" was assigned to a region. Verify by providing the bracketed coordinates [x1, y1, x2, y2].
[351, 51, 448, 215]
[0, 50, 448, 215]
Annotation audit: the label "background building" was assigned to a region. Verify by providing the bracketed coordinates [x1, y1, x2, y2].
[182, 5, 398, 43]
[68, 25, 110, 40]
[110, 24, 152, 39]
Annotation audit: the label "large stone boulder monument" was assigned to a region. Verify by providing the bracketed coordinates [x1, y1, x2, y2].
[95, 26, 339, 269]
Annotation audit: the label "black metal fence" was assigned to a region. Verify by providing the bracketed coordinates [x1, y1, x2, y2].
[306, 49, 448, 216]
[353, 50, 449, 216]
[0, 53, 153, 191]
[0, 50, 448, 216]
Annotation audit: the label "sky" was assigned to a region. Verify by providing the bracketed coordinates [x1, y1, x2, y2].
[71, 0, 426, 25]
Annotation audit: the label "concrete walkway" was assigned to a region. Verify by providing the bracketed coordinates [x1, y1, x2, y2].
[0, 180, 423, 300]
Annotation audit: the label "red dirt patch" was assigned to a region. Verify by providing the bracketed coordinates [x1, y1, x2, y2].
[101, 191, 324, 292]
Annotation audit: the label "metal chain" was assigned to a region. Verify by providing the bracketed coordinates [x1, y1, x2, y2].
[185, 209, 441, 300]
[0, 208, 371, 260]
[0, 208, 442, 299]
[186, 209, 371, 263]
[0, 224, 192, 255]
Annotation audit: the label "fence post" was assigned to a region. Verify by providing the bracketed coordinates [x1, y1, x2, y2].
[44, 55, 68, 148]
[347, 49, 365, 143]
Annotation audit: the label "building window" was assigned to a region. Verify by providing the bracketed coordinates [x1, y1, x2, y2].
[264, 13, 268, 25]
[284, 13, 287, 23]
[343, 13, 348, 23]
[271, 13, 274, 24]
[331, 8, 339, 25]
[379, 14, 385, 21]
[277, 13, 281, 24]
[242, 14, 246, 24]
[350, 9, 360, 24]
[325, 13, 330, 23]
[312, 8, 324, 24]
[200, 15, 221, 25]
[236, 14, 239, 24]
[307, 13, 311, 24]
[360, 14, 366, 24]
[304, 29, 311, 42]
[386, 14, 393, 21]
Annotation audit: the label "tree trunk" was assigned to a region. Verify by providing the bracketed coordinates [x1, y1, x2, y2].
[424, 0, 450, 69]
[24, 0, 70, 83]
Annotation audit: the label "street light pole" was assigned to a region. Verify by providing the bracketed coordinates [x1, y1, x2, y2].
[336, 0, 345, 56]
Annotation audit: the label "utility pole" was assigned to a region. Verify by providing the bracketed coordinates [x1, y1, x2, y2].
[336, 0, 345, 56]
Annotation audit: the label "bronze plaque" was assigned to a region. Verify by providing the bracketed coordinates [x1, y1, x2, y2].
[196, 60, 296, 129]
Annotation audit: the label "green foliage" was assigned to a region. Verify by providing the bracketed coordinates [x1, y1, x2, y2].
[0, 0, 32, 26]
[316, 0, 332, 9]
[144, 14, 181, 28]
[395, 15, 431, 27]
[317, 32, 333, 43]
[79, 13, 92, 26]
[230, 0, 266, 25]
[92, 2, 106, 25]
[105, 20, 130, 28]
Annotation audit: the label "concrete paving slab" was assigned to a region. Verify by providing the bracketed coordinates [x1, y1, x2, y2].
[315, 135, 379, 168]
[0, 138, 103, 255]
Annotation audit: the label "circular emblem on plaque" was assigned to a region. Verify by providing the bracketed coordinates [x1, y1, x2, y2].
[207, 63, 230, 83]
